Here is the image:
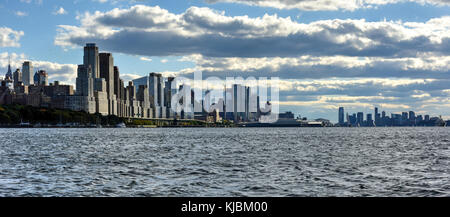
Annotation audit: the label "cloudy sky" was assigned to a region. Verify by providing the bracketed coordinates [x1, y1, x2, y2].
[1, 0, 450, 121]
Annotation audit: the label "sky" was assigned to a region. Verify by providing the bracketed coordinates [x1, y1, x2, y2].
[0, 0, 449, 122]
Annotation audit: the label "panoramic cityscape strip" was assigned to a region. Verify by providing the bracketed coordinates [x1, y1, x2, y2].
[0, 43, 448, 127]
[1, 0, 450, 203]
[1, 43, 282, 127]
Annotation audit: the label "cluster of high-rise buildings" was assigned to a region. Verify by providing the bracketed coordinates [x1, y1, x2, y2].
[338, 107, 446, 127]
[0, 57, 72, 108]
[0, 43, 269, 123]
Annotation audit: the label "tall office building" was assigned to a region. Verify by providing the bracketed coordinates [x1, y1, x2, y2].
[70, 65, 95, 113]
[245, 86, 250, 121]
[409, 111, 415, 121]
[367, 113, 374, 126]
[83, 43, 100, 79]
[137, 85, 150, 118]
[338, 107, 344, 125]
[416, 115, 423, 122]
[118, 78, 125, 117]
[32, 70, 49, 86]
[99, 53, 114, 97]
[349, 113, 357, 125]
[233, 84, 238, 122]
[113, 66, 123, 116]
[22, 61, 33, 86]
[357, 112, 364, 126]
[76, 65, 94, 97]
[402, 112, 408, 121]
[33, 71, 39, 85]
[5, 57, 13, 81]
[126, 81, 138, 117]
[13, 68, 22, 87]
[374, 107, 381, 126]
[93, 78, 108, 115]
[149, 73, 162, 106]
[148, 73, 165, 118]
[113, 66, 120, 98]
[99, 53, 116, 115]
[38, 70, 48, 86]
[232, 84, 246, 122]
[165, 77, 175, 117]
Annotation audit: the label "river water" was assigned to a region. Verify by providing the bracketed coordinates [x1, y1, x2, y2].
[0, 127, 448, 196]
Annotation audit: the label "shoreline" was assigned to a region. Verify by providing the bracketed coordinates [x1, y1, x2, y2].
[0, 125, 447, 129]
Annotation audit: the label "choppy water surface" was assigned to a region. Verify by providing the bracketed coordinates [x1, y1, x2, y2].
[0, 127, 449, 196]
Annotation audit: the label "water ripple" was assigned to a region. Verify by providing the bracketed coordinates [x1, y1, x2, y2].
[0, 127, 449, 196]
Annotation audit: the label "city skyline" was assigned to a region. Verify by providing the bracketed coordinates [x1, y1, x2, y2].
[337, 106, 446, 127]
[1, 50, 449, 123]
[1, 43, 277, 124]
[1, 0, 450, 122]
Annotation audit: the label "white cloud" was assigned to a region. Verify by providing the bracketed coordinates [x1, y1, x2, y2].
[179, 54, 450, 79]
[53, 7, 67, 15]
[139, 56, 152, 62]
[94, 0, 109, 3]
[121, 73, 143, 83]
[160, 59, 168, 63]
[20, 0, 42, 4]
[0, 27, 24, 47]
[15, 11, 28, 17]
[55, 5, 450, 59]
[205, 0, 450, 11]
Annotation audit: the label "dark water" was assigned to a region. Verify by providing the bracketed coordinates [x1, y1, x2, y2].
[0, 127, 449, 197]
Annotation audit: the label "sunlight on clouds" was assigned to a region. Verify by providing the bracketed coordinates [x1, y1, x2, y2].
[0, 27, 24, 47]
[204, 0, 450, 11]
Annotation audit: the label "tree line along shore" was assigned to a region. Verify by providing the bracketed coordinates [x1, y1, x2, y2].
[0, 104, 233, 128]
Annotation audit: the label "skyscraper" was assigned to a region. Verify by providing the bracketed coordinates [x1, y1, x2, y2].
[165, 77, 175, 117]
[5, 56, 13, 81]
[245, 86, 250, 121]
[13, 68, 22, 87]
[99, 53, 116, 115]
[374, 107, 380, 126]
[137, 85, 150, 118]
[148, 73, 165, 118]
[113, 66, 120, 98]
[232, 84, 246, 122]
[83, 43, 100, 79]
[22, 61, 33, 86]
[33, 71, 39, 85]
[367, 113, 373, 126]
[99, 53, 114, 96]
[357, 112, 364, 126]
[76, 65, 94, 97]
[94, 77, 109, 115]
[37, 70, 48, 86]
[149, 73, 162, 106]
[409, 111, 415, 121]
[402, 112, 408, 120]
[338, 107, 344, 125]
